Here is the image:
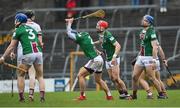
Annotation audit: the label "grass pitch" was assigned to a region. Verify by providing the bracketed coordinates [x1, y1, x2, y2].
[0, 90, 179, 107]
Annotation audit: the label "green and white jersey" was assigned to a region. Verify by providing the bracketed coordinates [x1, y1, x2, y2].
[75, 32, 98, 59]
[13, 24, 42, 55]
[99, 30, 116, 61]
[139, 26, 157, 56]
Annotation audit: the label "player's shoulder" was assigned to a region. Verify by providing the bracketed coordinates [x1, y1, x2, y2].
[26, 21, 41, 28]
[148, 26, 155, 32]
[104, 30, 114, 38]
[15, 25, 26, 32]
[79, 32, 90, 36]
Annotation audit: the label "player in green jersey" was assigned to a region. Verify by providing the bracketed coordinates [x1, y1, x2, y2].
[138, 43, 168, 99]
[131, 43, 168, 99]
[10, 10, 44, 102]
[129, 15, 166, 99]
[65, 18, 113, 100]
[0, 13, 45, 102]
[94, 20, 130, 99]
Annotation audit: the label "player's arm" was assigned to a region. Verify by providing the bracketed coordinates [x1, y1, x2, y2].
[10, 49, 16, 60]
[158, 45, 168, 66]
[150, 31, 158, 60]
[0, 39, 18, 62]
[151, 40, 158, 59]
[38, 34, 44, 48]
[112, 41, 121, 58]
[65, 18, 77, 41]
[110, 41, 121, 65]
[37, 25, 44, 48]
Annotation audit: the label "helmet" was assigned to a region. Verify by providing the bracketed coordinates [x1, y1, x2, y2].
[15, 13, 27, 23]
[97, 20, 109, 29]
[144, 15, 154, 25]
[24, 10, 35, 19]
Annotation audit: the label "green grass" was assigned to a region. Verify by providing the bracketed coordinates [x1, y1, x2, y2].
[0, 90, 180, 107]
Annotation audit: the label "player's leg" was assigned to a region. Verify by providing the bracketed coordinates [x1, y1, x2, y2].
[16, 50, 27, 102]
[145, 66, 165, 99]
[33, 52, 45, 102]
[155, 71, 168, 97]
[107, 65, 128, 99]
[131, 64, 144, 99]
[155, 59, 168, 97]
[139, 71, 153, 99]
[28, 66, 36, 101]
[77, 67, 90, 100]
[17, 64, 31, 102]
[16, 68, 25, 102]
[94, 72, 113, 100]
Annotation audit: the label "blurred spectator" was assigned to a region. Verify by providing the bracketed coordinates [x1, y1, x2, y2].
[160, 0, 167, 13]
[66, 0, 77, 18]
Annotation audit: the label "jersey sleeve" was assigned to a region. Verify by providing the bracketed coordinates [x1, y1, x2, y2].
[108, 35, 116, 44]
[150, 29, 157, 41]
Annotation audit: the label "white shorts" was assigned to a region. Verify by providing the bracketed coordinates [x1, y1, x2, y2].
[21, 52, 43, 65]
[84, 55, 103, 73]
[105, 57, 120, 69]
[135, 56, 160, 71]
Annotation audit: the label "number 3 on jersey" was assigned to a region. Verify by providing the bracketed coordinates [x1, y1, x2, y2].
[26, 29, 35, 40]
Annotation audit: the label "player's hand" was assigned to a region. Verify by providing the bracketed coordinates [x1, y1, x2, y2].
[152, 59, 157, 70]
[0, 57, 5, 65]
[163, 59, 168, 67]
[40, 42, 44, 49]
[10, 52, 16, 60]
[111, 57, 117, 66]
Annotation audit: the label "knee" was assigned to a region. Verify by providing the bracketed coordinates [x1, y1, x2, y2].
[111, 76, 118, 83]
[95, 77, 101, 84]
[77, 73, 84, 80]
[148, 76, 156, 82]
[132, 75, 139, 82]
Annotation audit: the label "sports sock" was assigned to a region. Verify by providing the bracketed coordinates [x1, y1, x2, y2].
[106, 91, 112, 96]
[80, 91, 85, 96]
[29, 88, 34, 97]
[133, 90, 137, 97]
[19, 92, 24, 100]
[40, 91, 45, 98]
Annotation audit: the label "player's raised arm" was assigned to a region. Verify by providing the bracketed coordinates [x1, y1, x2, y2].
[65, 18, 76, 40]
